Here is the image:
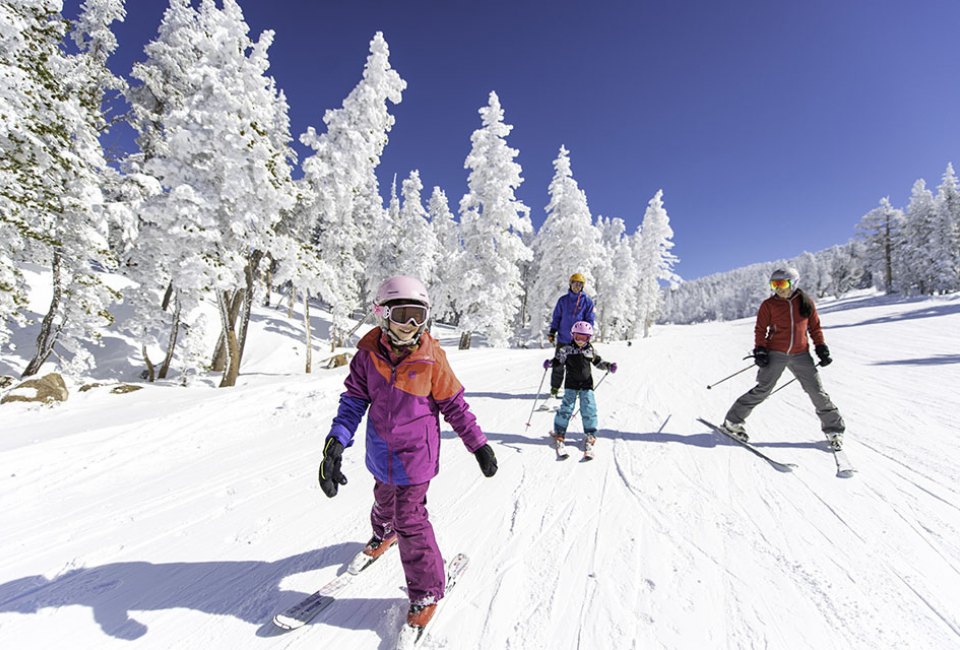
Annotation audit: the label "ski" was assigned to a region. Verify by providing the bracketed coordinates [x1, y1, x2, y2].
[697, 418, 797, 473]
[396, 553, 469, 650]
[826, 436, 856, 478]
[549, 432, 569, 460]
[272, 541, 396, 630]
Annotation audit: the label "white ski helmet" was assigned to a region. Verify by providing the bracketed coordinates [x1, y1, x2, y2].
[770, 267, 800, 285]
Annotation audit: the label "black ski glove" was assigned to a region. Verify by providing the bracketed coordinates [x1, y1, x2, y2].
[815, 344, 832, 367]
[547, 331, 556, 344]
[474, 444, 498, 477]
[318, 436, 348, 497]
[752, 347, 770, 368]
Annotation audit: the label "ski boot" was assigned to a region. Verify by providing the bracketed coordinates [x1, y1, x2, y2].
[348, 533, 397, 574]
[406, 598, 438, 629]
[825, 431, 844, 451]
[722, 419, 749, 442]
[583, 434, 597, 460]
[550, 431, 569, 459]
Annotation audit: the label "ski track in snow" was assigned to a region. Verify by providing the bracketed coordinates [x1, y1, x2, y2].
[2, 291, 960, 648]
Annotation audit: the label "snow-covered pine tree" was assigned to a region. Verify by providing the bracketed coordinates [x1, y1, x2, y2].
[126, 0, 296, 387]
[528, 145, 602, 342]
[362, 175, 400, 298]
[632, 189, 680, 338]
[427, 186, 460, 324]
[856, 197, 904, 294]
[393, 170, 437, 284]
[594, 216, 638, 340]
[932, 163, 960, 293]
[0, 0, 59, 349]
[2, 0, 127, 376]
[457, 91, 533, 348]
[900, 179, 938, 295]
[300, 31, 405, 346]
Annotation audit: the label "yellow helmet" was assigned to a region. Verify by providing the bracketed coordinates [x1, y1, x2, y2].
[569, 272, 586, 284]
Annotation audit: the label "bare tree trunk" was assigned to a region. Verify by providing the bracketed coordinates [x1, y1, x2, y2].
[217, 291, 240, 387]
[142, 344, 156, 383]
[344, 310, 372, 343]
[287, 283, 295, 318]
[158, 290, 181, 380]
[303, 289, 312, 374]
[23, 249, 65, 377]
[263, 254, 276, 307]
[211, 289, 243, 371]
[160, 281, 174, 311]
[459, 331, 472, 350]
[237, 250, 263, 361]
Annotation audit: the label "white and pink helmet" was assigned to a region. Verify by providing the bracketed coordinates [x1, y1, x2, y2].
[375, 275, 431, 307]
[373, 276, 431, 346]
[571, 321, 594, 338]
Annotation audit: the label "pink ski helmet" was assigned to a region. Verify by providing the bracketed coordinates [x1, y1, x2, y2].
[375, 275, 431, 307]
[373, 276, 431, 346]
[571, 321, 594, 338]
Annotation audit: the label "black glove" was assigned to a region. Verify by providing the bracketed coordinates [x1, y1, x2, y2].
[752, 347, 769, 368]
[474, 443, 498, 477]
[318, 437, 348, 497]
[815, 344, 832, 367]
[547, 331, 556, 344]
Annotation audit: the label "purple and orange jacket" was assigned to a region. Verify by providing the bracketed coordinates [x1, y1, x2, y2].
[328, 328, 487, 486]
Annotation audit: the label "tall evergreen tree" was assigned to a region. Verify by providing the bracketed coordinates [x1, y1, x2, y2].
[126, 0, 297, 386]
[633, 190, 680, 338]
[856, 197, 904, 294]
[457, 91, 533, 348]
[528, 145, 601, 340]
[427, 186, 460, 323]
[300, 31, 405, 345]
[594, 216, 637, 340]
[394, 170, 437, 283]
[932, 163, 960, 293]
[1, 0, 127, 376]
[900, 179, 938, 295]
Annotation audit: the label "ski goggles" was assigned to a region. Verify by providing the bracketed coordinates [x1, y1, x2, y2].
[770, 278, 793, 290]
[573, 332, 591, 342]
[378, 303, 429, 327]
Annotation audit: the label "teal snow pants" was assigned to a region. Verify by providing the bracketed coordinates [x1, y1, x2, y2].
[553, 388, 598, 435]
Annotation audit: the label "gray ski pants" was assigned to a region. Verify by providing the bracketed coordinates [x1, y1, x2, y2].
[725, 350, 844, 433]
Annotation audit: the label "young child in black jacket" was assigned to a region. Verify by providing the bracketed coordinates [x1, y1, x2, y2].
[543, 321, 617, 456]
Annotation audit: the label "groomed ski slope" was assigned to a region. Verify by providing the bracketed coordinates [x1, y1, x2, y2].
[1, 291, 959, 649]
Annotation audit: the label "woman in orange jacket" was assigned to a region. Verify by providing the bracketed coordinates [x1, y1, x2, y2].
[722, 267, 846, 449]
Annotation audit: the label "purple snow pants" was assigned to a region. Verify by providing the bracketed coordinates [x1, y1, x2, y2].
[371, 480, 445, 604]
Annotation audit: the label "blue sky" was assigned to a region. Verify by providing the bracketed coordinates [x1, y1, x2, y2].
[65, 0, 960, 280]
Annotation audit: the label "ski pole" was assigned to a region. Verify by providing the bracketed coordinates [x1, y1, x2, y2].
[769, 362, 822, 397]
[525, 366, 550, 429]
[571, 370, 610, 421]
[706, 358, 756, 389]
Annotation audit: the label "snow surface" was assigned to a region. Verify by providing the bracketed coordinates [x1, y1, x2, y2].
[2, 290, 960, 649]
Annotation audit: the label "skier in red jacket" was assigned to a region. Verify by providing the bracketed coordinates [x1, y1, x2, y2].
[722, 267, 846, 449]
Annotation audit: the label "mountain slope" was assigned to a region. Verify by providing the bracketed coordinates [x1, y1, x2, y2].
[1, 291, 959, 649]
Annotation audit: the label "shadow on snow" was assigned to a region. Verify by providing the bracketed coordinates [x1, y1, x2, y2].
[0, 542, 403, 644]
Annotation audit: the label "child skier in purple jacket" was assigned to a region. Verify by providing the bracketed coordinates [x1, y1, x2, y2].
[318, 276, 498, 634]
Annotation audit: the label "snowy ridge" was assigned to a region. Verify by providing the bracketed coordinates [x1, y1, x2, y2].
[1, 291, 959, 648]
